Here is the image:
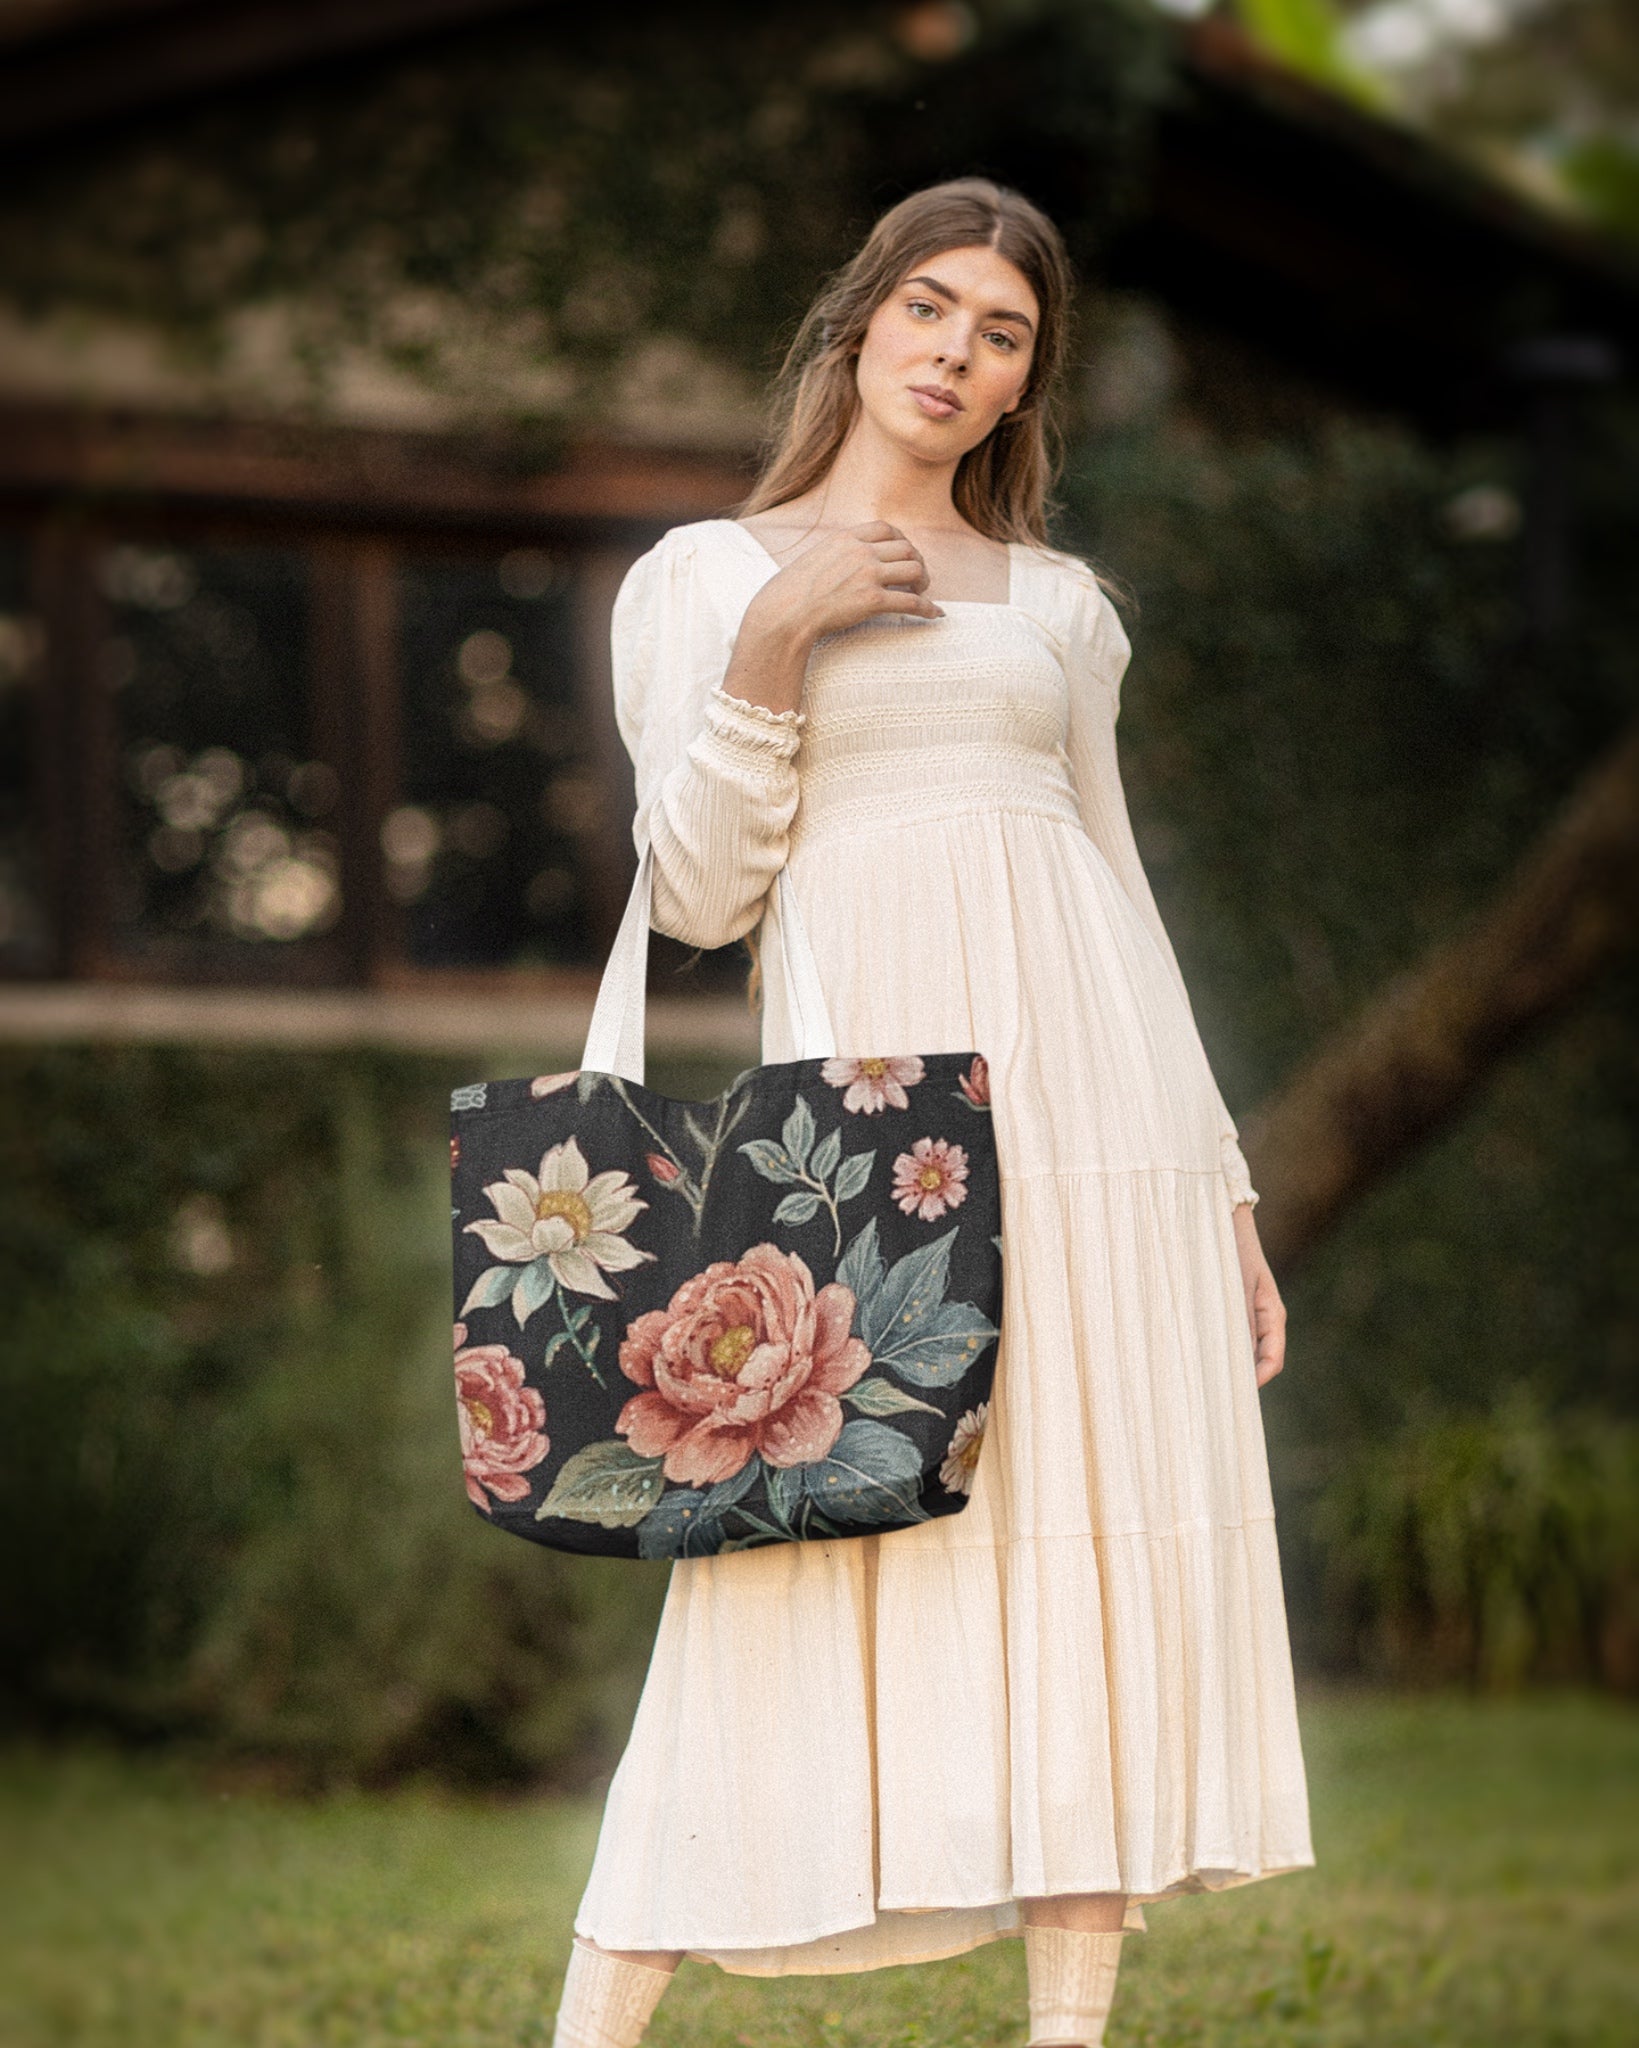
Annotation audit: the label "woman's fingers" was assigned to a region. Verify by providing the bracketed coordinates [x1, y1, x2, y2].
[1253, 1273, 1286, 1386]
[876, 554, 930, 587]
[780, 521, 938, 629]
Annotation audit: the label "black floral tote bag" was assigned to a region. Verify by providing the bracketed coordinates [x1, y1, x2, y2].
[448, 845, 1003, 1559]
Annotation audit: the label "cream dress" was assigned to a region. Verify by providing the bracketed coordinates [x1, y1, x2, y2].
[572, 517, 1313, 1977]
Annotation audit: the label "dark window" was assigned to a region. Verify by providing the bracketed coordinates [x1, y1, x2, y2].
[0, 533, 48, 971]
[103, 540, 340, 972]
[393, 546, 601, 969]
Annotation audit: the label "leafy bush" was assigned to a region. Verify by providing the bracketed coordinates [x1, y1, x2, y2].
[0, 1042, 694, 1788]
[1058, 405, 1639, 1671]
[1312, 1391, 1639, 1689]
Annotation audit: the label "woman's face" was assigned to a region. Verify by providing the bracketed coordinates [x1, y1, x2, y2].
[853, 242, 1039, 469]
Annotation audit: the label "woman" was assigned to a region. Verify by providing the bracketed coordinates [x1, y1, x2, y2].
[552, 177, 1313, 2048]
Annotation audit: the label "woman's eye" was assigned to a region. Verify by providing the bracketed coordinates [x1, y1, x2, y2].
[985, 330, 1018, 351]
[907, 299, 937, 319]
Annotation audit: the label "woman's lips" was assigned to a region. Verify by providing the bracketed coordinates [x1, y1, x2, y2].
[909, 385, 963, 420]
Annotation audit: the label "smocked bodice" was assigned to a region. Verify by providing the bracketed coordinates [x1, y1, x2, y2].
[789, 603, 1085, 854]
[607, 511, 1260, 1211]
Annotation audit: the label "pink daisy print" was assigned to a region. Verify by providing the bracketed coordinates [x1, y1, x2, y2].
[891, 1135, 970, 1222]
[821, 1054, 925, 1114]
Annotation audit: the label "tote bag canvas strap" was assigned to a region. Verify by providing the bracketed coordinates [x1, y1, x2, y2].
[581, 844, 835, 1085]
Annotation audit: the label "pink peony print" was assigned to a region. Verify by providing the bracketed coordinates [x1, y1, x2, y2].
[530, 1071, 579, 1097]
[958, 1054, 990, 1107]
[646, 1151, 682, 1184]
[454, 1321, 549, 1513]
[940, 1402, 989, 1496]
[821, 1054, 925, 1114]
[891, 1136, 970, 1221]
[615, 1244, 871, 1486]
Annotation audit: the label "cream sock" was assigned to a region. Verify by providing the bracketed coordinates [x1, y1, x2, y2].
[550, 1936, 674, 2048]
[1024, 1925, 1125, 2046]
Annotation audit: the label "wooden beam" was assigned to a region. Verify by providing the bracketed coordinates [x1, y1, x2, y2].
[0, 975, 762, 1059]
[0, 405, 753, 537]
[0, 0, 549, 152]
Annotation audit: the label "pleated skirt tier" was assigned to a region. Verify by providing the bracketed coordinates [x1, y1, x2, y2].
[573, 808, 1313, 1975]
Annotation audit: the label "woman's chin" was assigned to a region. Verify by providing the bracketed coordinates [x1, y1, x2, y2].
[861, 406, 982, 467]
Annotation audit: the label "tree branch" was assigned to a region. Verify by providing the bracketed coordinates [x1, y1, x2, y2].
[1245, 720, 1639, 1273]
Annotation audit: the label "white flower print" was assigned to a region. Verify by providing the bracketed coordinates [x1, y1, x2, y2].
[939, 1402, 990, 1496]
[465, 1135, 655, 1300]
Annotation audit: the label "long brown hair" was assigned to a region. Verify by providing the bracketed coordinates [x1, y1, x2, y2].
[733, 179, 1092, 1015]
[738, 176, 1077, 544]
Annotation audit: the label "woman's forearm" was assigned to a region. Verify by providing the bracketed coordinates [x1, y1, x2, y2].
[641, 685, 805, 949]
[720, 588, 817, 717]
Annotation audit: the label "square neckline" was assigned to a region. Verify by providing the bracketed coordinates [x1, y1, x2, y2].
[716, 517, 1020, 610]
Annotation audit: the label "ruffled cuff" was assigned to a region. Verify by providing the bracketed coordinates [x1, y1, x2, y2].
[706, 683, 806, 752]
[1221, 1130, 1258, 1209]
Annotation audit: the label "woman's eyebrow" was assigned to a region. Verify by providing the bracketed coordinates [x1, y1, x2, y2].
[902, 274, 1036, 333]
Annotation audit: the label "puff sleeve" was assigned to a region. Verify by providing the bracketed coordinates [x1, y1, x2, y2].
[610, 526, 807, 951]
[1059, 563, 1259, 1209]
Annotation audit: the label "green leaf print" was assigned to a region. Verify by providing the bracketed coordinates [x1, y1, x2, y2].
[460, 1264, 516, 1315]
[538, 1441, 666, 1527]
[845, 1377, 947, 1419]
[876, 1300, 999, 1387]
[857, 1228, 958, 1353]
[800, 1419, 928, 1524]
[512, 1255, 557, 1326]
[838, 1216, 886, 1304]
[781, 1095, 815, 1169]
[739, 1137, 798, 1185]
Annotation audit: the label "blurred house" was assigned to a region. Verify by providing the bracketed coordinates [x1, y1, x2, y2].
[1, 0, 1633, 1057]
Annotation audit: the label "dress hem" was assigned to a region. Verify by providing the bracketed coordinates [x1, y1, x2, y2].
[575, 1852, 1317, 1977]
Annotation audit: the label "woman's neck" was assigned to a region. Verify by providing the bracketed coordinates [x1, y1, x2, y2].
[787, 416, 969, 536]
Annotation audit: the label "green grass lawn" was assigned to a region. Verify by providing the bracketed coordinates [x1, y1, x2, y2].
[0, 1692, 1634, 2048]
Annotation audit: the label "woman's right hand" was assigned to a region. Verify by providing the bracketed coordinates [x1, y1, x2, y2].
[747, 521, 945, 645]
[721, 522, 943, 719]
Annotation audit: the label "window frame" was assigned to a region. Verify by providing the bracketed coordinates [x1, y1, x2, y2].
[0, 406, 749, 993]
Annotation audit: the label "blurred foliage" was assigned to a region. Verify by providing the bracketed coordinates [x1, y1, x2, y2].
[1060, 397, 1639, 1684]
[0, 0, 1172, 426]
[0, 1042, 679, 1788]
[1312, 1390, 1639, 1689]
[1331, 0, 1639, 244]
[1059, 392, 1639, 1103]
[1559, 131, 1639, 242]
[1231, 0, 1394, 111]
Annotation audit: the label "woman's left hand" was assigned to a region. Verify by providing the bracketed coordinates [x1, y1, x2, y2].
[1231, 1202, 1285, 1387]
